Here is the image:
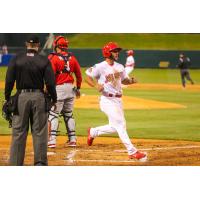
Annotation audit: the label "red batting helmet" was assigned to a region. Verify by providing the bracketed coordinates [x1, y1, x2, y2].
[102, 42, 122, 58]
[126, 50, 134, 56]
[53, 35, 69, 50]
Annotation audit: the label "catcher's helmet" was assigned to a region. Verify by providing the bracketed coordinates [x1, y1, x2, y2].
[102, 42, 122, 58]
[53, 36, 69, 50]
[126, 50, 134, 56]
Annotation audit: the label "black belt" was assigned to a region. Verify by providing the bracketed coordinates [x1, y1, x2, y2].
[19, 89, 43, 93]
[102, 91, 122, 98]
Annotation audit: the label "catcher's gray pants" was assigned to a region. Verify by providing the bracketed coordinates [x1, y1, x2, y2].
[180, 69, 194, 87]
[9, 92, 48, 166]
[49, 97, 76, 141]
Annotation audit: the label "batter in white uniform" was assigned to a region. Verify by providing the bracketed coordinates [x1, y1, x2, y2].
[85, 42, 146, 160]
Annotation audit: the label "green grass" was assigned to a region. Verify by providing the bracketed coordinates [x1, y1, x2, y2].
[0, 67, 7, 81]
[66, 33, 200, 50]
[1, 68, 200, 141]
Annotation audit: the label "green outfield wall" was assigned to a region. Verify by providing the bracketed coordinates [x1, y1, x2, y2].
[2, 48, 200, 68]
[66, 49, 200, 68]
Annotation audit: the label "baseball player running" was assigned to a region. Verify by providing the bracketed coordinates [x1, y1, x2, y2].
[48, 35, 82, 148]
[85, 42, 147, 160]
[125, 50, 135, 77]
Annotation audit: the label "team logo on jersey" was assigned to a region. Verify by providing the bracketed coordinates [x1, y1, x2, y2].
[105, 71, 122, 87]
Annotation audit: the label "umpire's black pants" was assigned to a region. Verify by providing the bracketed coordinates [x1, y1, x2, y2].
[9, 91, 48, 166]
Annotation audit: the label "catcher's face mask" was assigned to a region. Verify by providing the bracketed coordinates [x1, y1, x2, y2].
[53, 36, 69, 51]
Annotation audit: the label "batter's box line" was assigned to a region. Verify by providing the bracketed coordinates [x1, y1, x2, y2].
[71, 159, 138, 163]
[70, 145, 200, 154]
[114, 145, 200, 153]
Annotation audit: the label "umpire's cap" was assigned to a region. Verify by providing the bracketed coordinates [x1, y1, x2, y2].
[26, 34, 40, 43]
[179, 53, 185, 58]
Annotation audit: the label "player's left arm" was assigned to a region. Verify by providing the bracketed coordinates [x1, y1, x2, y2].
[121, 64, 137, 85]
[73, 57, 82, 98]
[122, 77, 137, 85]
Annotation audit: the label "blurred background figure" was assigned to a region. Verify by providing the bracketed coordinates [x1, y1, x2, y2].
[2, 43, 8, 54]
[0, 48, 2, 63]
[0, 44, 8, 64]
[176, 53, 194, 88]
[125, 50, 135, 77]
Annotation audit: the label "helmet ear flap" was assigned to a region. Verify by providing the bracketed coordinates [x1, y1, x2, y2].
[102, 46, 112, 58]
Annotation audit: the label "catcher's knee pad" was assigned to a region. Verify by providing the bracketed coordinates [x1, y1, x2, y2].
[62, 111, 76, 138]
[48, 110, 59, 137]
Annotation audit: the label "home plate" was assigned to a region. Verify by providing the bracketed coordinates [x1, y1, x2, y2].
[47, 152, 56, 156]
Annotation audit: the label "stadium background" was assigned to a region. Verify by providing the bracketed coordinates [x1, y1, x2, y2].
[1, 33, 200, 68]
[0, 33, 200, 165]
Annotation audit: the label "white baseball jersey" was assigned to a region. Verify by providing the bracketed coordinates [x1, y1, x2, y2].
[86, 61, 128, 95]
[125, 55, 135, 68]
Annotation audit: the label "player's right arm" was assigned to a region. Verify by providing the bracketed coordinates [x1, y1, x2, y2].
[85, 75, 104, 92]
[85, 66, 104, 92]
[176, 58, 183, 68]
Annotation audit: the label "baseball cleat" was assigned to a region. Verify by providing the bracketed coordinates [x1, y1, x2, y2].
[48, 137, 56, 148]
[48, 143, 56, 148]
[67, 141, 77, 147]
[129, 151, 147, 161]
[87, 127, 94, 146]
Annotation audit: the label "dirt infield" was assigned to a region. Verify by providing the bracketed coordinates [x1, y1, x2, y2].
[1, 135, 200, 166]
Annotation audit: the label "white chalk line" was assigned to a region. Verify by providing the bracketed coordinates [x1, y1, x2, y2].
[114, 145, 200, 153]
[64, 150, 78, 164]
[72, 159, 139, 163]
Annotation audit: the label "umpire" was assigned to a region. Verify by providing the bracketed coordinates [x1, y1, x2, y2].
[4, 34, 57, 166]
[177, 53, 194, 88]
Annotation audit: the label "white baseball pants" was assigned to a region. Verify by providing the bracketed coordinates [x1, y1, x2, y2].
[90, 96, 137, 155]
[125, 67, 134, 76]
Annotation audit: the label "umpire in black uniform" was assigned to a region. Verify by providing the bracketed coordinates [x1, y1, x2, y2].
[176, 53, 194, 88]
[4, 34, 57, 166]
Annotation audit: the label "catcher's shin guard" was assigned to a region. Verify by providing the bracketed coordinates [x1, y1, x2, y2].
[48, 110, 59, 139]
[62, 111, 76, 142]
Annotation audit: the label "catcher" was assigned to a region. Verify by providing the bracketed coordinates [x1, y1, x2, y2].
[48, 35, 82, 148]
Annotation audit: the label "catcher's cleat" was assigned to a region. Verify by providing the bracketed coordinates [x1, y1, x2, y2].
[67, 141, 77, 147]
[48, 136, 56, 148]
[87, 127, 94, 146]
[129, 151, 147, 161]
[48, 143, 56, 148]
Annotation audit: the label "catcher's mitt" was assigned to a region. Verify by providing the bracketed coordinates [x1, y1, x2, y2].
[2, 101, 13, 128]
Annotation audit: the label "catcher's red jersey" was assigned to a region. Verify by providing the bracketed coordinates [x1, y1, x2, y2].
[48, 51, 82, 88]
